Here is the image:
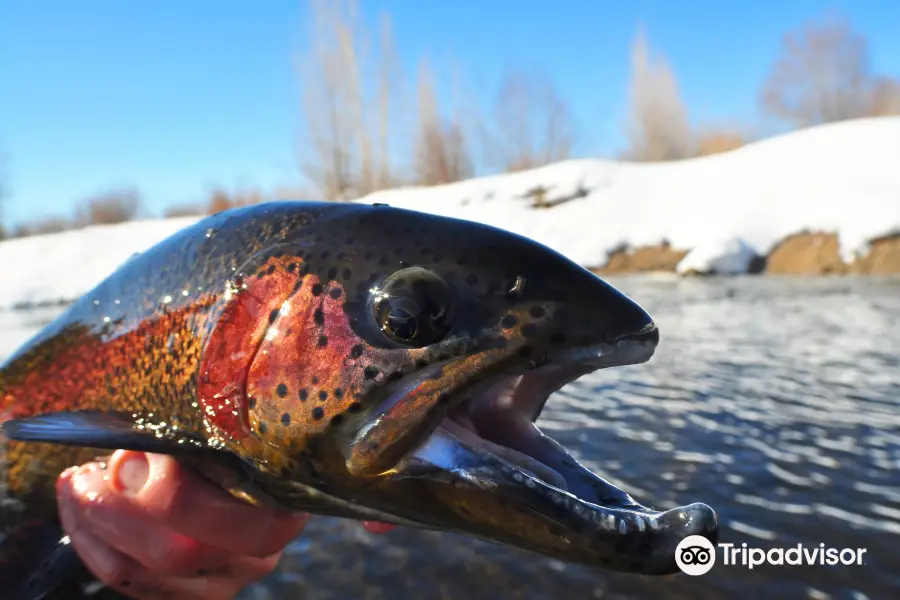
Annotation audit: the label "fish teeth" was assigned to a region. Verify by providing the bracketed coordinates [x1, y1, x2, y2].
[634, 515, 646, 532]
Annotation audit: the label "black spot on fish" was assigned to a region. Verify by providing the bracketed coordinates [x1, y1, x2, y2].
[317, 335, 328, 347]
[248, 396, 257, 409]
[334, 388, 344, 399]
[342, 268, 352, 280]
[336, 251, 346, 260]
[350, 345, 364, 359]
[348, 402, 362, 413]
[327, 267, 337, 280]
[314, 308, 325, 325]
[266, 264, 276, 275]
[312, 407, 325, 420]
[258, 421, 268, 434]
[268, 309, 279, 324]
[529, 306, 545, 318]
[281, 413, 291, 425]
[415, 358, 429, 369]
[330, 414, 344, 426]
[518, 346, 534, 358]
[311, 283, 323, 296]
[276, 383, 288, 398]
[551, 332, 567, 345]
[364, 250, 374, 261]
[299, 389, 309, 401]
[501, 314, 518, 329]
[312, 375, 319, 385]
[329, 287, 342, 299]
[320, 250, 331, 260]
[364, 366, 380, 380]
[319, 390, 328, 401]
[288, 262, 297, 272]
[388, 370, 404, 381]
[378, 256, 389, 266]
[522, 323, 538, 338]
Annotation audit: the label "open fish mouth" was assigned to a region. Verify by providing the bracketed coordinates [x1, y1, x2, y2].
[396, 333, 719, 575]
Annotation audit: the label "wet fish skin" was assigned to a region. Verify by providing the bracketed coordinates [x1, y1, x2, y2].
[0, 201, 718, 598]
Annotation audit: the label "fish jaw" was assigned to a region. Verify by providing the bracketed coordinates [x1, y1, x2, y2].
[379, 335, 719, 575]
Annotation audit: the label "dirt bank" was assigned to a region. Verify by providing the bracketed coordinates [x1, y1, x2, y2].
[588, 231, 900, 276]
[592, 241, 687, 275]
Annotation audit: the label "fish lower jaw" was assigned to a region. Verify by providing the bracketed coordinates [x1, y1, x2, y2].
[423, 366, 718, 572]
[415, 416, 719, 573]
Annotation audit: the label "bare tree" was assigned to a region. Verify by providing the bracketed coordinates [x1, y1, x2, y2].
[624, 25, 692, 161]
[412, 59, 472, 185]
[74, 188, 143, 226]
[163, 203, 205, 218]
[489, 70, 573, 172]
[760, 13, 880, 127]
[871, 76, 900, 116]
[295, 0, 400, 200]
[0, 149, 6, 240]
[18, 217, 73, 237]
[692, 125, 750, 157]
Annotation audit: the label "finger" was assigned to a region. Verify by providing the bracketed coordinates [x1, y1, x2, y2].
[361, 521, 396, 534]
[107, 451, 309, 558]
[59, 461, 233, 577]
[59, 468, 274, 600]
[67, 527, 247, 600]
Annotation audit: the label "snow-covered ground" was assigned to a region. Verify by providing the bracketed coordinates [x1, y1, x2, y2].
[1, 117, 898, 310]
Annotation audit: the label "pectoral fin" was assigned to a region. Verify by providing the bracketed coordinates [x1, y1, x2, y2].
[2, 411, 212, 456]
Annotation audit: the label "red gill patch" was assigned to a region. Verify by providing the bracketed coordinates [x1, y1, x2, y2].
[197, 256, 302, 440]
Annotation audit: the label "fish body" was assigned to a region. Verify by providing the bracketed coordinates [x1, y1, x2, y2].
[0, 201, 718, 598]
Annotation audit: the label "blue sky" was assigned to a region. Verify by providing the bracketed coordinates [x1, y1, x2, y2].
[1, 0, 898, 226]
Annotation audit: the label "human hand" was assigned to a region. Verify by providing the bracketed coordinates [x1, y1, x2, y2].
[57, 450, 394, 599]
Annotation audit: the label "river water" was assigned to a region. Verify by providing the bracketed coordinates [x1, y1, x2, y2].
[2, 276, 898, 600]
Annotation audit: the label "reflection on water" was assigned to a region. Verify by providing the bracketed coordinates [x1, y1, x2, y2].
[3, 277, 898, 599]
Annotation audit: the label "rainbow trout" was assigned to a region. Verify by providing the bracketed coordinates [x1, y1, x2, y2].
[0, 202, 718, 598]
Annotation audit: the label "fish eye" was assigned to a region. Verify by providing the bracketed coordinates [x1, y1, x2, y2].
[372, 267, 452, 347]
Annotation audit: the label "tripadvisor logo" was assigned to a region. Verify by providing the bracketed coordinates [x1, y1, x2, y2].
[675, 535, 716, 576]
[674, 536, 869, 576]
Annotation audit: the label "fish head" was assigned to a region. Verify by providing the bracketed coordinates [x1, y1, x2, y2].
[240, 202, 717, 575]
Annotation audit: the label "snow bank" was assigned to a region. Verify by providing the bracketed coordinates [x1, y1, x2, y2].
[676, 237, 760, 275]
[0, 117, 898, 310]
[361, 117, 900, 266]
[0, 217, 200, 309]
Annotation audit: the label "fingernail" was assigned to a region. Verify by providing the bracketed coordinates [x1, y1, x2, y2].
[111, 452, 150, 496]
[71, 464, 110, 503]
